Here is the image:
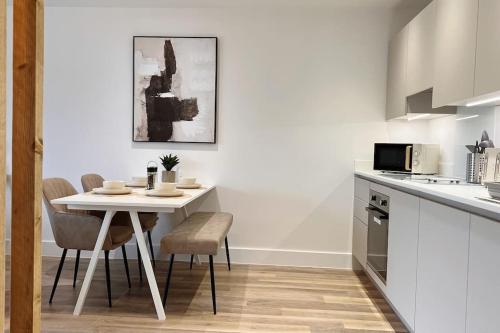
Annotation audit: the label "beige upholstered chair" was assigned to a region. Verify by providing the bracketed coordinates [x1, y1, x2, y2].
[81, 173, 158, 280]
[42, 178, 133, 307]
[160, 212, 233, 314]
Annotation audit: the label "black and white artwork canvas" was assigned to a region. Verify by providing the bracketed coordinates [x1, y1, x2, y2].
[133, 37, 217, 143]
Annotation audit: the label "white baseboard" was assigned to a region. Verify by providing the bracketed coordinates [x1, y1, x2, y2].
[5, 239, 353, 269]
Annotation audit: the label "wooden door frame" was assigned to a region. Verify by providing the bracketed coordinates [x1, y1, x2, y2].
[11, 0, 44, 332]
[0, 0, 6, 330]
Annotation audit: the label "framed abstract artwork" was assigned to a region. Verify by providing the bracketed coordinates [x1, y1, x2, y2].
[133, 36, 217, 143]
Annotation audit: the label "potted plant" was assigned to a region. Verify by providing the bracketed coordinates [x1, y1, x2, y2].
[159, 153, 180, 183]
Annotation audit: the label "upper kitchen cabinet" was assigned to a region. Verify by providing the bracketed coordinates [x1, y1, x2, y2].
[386, 26, 408, 120]
[474, 0, 500, 97]
[432, 0, 479, 108]
[406, 1, 436, 97]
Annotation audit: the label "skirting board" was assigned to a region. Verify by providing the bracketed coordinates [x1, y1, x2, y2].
[5, 239, 353, 269]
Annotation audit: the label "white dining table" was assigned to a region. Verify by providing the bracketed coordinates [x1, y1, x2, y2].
[51, 185, 215, 320]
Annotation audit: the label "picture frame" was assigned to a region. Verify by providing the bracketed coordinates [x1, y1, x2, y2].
[133, 36, 218, 143]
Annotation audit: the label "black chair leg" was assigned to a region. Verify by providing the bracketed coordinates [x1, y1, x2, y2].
[209, 255, 217, 314]
[104, 250, 112, 307]
[190, 255, 194, 270]
[121, 245, 131, 288]
[137, 243, 142, 282]
[225, 237, 231, 271]
[147, 230, 155, 268]
[162, 254, 175, 307]
[49, 248, 67, 304]
[73, 249, 80, 288]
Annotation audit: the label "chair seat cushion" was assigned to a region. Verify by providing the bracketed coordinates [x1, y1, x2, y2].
[108, 211, 158, 232]
[160, 212, 233, 255]
[108, 225, 133, 248]
[139, 212, 158, 231]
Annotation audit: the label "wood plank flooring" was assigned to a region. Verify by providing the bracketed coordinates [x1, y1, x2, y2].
[4, 256, 407, 332]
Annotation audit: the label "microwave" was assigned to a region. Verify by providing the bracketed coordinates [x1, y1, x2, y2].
[373, 143, 440, 174]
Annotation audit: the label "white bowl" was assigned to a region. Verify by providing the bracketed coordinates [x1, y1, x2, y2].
[179, 177, 196, 185]
[155, 182, 176, 193]
[103, 180, 126, 190]
[132, 176, 147, 183]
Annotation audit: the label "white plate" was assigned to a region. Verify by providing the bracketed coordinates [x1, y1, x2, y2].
[92, 187, 132, 195]
[176, 183, 202, 189]
[126, 181, 147, 188]
[145, 189, 184, 197]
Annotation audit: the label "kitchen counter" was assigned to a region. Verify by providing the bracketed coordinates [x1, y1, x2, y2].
[355, 170, 500, 221]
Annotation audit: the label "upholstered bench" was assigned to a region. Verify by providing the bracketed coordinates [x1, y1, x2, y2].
[160, 212, 233, 314]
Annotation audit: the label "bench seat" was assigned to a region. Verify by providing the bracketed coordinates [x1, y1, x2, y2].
[160, 212, 233, 255]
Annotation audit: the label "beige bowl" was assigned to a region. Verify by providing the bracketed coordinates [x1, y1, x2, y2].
[103, 180, 126, 190]
[156, 182, 176, 193]
[179, 177, 196, 185]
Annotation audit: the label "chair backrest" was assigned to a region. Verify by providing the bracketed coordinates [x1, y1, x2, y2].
[81, 173, 104, 192]
[42, 177, 78, 214]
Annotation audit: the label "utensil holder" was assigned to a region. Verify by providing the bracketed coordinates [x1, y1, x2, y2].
[466, 153, 486, 184]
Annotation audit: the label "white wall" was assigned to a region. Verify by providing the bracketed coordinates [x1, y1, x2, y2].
[5, 1, 419, 268]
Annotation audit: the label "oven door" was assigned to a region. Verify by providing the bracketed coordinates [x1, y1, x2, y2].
[374, 143, 413, 173]
[366, 206, 389, 284]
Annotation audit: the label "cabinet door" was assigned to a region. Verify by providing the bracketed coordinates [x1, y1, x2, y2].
[407, 1, 435, 96]
[466, 215, 500, 333]
[415, 199, 470, 333]
[433, 0, 478, 107]
[386, 189, 419, 331]
[386, 27, 408, 120]
[474, 0, 500, 96]
[352, 217, 367, 268]
[354, 177, 370, 202]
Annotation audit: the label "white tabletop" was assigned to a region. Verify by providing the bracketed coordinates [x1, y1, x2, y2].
[51, 185, 215, 213]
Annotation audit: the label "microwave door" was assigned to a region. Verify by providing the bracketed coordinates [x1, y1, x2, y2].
[374, 144, 413, 172]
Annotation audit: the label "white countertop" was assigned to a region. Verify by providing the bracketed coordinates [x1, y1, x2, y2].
[355, 170, 500, 221]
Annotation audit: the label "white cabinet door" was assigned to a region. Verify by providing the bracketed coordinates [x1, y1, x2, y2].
[386, 189, 419, 331]
[386, 27, 409, 120]
[353, 197, 368, 225]
[352, 217, 367, 268]
[474, 0, 500, 96]
[466, 215, 500, 333]
[415, 199, 470, 333]
[433, 0, 479, 107]
[407, 1, 435, 96]
[354, 177, 370, 202]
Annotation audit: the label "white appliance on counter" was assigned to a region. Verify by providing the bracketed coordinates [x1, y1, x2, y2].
[373, 143, 440, 175]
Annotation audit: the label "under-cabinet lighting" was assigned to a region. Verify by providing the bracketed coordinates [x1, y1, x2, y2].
[466, 96, 500, 107]
[407, 113, 430, 121]
[456, 115, 479, 121]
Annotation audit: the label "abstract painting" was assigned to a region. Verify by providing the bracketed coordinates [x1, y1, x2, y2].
[133, 37, 217, 143]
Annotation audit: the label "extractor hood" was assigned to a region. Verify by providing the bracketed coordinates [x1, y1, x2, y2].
[404, 88, 457, 120]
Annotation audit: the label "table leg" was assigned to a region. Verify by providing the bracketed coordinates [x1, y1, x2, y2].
[130, 210, 166, 320]
[182, 207, 201, 265]
[73, 210, 116, 316]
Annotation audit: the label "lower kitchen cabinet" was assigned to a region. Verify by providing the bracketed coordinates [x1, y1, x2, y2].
[352, 217, 367, 268]
[385, 189, 419, 331]
[466, 214, 500, 333]
[415, 199, 470, 333]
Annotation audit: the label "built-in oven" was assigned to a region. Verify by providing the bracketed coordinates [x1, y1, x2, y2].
[366, 190, 389, 284]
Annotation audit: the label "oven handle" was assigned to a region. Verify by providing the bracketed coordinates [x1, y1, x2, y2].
[365, 206, 389, 220]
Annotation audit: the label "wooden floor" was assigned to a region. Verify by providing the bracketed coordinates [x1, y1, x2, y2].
[4, 256, 407, 332]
